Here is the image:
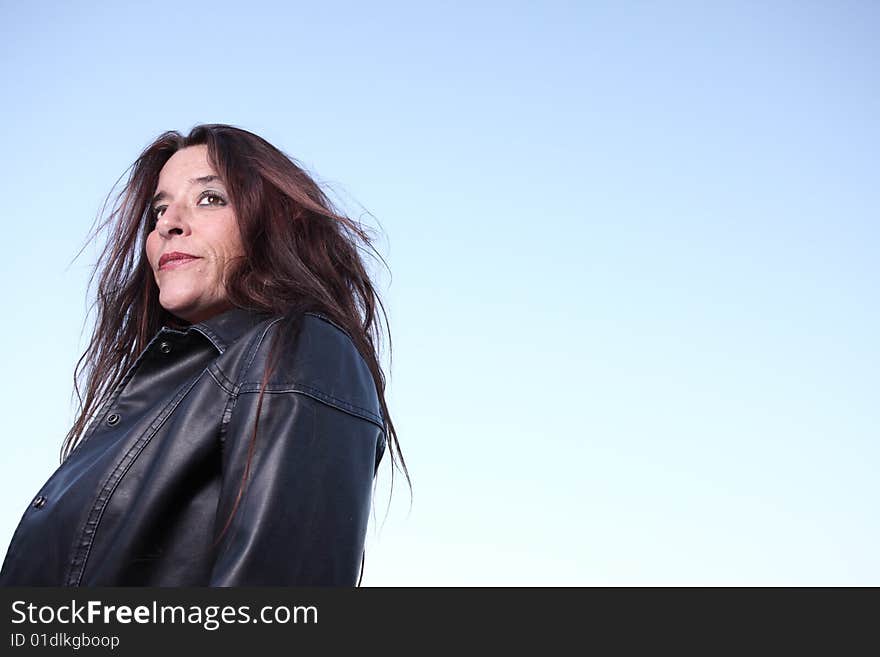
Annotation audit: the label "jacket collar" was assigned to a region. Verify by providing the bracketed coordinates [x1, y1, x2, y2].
[189, 306, 275, 354]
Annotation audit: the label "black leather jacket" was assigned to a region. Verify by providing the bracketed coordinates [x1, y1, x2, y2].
[0, 308, 386, 586]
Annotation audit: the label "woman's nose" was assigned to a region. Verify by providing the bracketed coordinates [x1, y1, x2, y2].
[157, 204, 189, 237]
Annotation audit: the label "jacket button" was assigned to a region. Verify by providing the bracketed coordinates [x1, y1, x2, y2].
[159, 341, 172, 354]
[32, 495, 47, 509]
[106, 413, 121, 426]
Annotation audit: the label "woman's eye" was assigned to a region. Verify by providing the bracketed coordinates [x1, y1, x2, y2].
[199, 192, 226, 206]
[148, 192, 225, 229]
[148, 206, 164, 229]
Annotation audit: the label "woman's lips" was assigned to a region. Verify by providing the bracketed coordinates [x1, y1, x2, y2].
[159, 256, 200, 271]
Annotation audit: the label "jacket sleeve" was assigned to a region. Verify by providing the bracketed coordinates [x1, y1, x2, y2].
[207, 383, 384, 586]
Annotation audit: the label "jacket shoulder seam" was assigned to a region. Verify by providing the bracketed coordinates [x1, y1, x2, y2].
[237, 317, 284, 384]
[237, 384, 384, 430]
[303, 311, 355, 340]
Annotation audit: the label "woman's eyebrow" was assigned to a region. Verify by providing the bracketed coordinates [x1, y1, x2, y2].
[151, 175, 222, 205]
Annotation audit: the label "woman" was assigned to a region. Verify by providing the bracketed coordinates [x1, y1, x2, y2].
[0, 124, 408, 586]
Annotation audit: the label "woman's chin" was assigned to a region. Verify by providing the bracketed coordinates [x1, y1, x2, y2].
[158, 292, 200, 322]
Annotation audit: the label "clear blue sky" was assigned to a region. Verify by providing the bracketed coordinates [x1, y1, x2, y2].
[1, 1, 877, 585]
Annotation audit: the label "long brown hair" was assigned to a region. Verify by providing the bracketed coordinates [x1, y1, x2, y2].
[64, 124, 409, 583]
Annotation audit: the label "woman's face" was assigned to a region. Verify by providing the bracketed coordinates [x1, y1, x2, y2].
[145, 145, 244, 324]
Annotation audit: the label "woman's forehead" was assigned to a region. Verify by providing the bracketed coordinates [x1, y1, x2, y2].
[154, 146, 221, 198]
[159, 145, 212, 179]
